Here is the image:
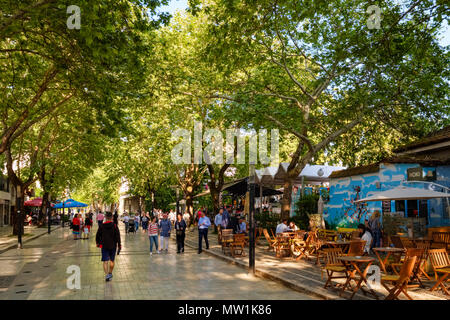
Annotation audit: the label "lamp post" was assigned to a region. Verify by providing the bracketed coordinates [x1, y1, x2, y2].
[47, 207, 51, 234]
[16, 185, 22, 249]
[176, 187, 180, 216]
[248, 164, 256, 275]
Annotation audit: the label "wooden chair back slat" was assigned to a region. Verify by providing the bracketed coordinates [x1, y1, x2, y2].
[398, 256, 417, 284]
[429, 249, 450, 269]
[323, 248, 343, 266]
[347, 240, 366, 256]
[390, 235, 405, 248]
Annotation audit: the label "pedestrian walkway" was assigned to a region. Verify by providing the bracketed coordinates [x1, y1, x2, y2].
[181, 228, 448, 300]
[0, 223, 316, 300]
[0, 225, 60, 253]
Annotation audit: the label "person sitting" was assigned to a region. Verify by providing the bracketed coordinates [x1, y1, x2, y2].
[358, 223, 373, 255]
[238, 218, 247, 234]
[289, 221, 299, 231]
[276, 219, 290, 234]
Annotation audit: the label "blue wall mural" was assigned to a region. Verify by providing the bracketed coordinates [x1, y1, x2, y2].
[324, 163, 450, 229]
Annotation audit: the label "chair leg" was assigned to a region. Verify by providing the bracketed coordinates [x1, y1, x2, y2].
[430, 273, 449, 295]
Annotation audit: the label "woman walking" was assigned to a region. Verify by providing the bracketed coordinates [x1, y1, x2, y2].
[159, 214, 171, 253]
[175, 214, 187, 253]
[148, 216, 160, 255]
[72, 214, 81, 240]
[142, 214, 149, 233]
[368, 210, 382, 249]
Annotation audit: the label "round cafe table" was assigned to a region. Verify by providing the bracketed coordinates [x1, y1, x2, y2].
[372, 247, 405, 274]
[338, 255, 379, 300]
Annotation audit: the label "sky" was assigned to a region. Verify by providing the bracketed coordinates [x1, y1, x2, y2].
[159, 0, 450, 47]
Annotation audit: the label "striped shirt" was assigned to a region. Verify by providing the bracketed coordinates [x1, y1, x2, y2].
[148, 222, 159, 236]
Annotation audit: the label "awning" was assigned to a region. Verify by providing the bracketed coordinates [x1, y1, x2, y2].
[255, 163, 346, 185]
[194, 178, 283, 198]
[24, 197, 54, 207]
[53, 199, 88, 208]
[355, 186, 450, 203]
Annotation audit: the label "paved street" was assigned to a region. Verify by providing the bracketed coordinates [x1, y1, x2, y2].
[0, 224, 316, 300]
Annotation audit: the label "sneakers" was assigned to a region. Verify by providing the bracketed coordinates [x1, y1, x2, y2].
[150, 252, 152, 255]
[156, 250, 160, 254]
[105, 273, 113, 281]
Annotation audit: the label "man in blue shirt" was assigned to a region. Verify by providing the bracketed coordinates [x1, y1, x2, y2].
[198, 211, 211, 254]
[214, 209, 223, 234]
[238, 217, 247, 235]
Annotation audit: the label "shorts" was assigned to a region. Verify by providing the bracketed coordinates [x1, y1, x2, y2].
[101, 248, 116, 262]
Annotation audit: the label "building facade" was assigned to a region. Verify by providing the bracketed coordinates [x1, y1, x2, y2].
[324, 126, 450, 230]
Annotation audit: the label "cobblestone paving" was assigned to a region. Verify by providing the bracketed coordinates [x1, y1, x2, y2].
[0, 224, 315, 300]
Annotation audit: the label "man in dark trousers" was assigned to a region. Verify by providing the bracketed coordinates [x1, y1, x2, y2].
[96, 212, 121, 282]
[198, 211, 211, 254]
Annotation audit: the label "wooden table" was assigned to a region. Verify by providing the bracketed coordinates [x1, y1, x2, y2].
[338, 256, 379, 300]
[373, 247, 405, 274]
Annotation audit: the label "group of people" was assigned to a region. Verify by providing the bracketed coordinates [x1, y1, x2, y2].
[71, 213, 93, 240]
[213, 206, 247, 235]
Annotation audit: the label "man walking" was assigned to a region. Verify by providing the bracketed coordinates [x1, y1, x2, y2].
[198, 211, 211, 254]
[134, 214, 140, 232]
[214, 209, 223, 234]
[159, 214, 171, 252]
[123, 213, 130, 234]
[96, 212, 121, 282]
[175, 214, 187, 253]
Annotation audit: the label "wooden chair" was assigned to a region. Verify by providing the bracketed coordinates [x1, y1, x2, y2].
[230, 234, 246, 257]
[346, 240, 366, 256]
[381, 256, 417, 300]
[428, 249, 450, 295]
[275, 234, 291, 258]
[391, 248, 425, 288]
[401, 238, 416, 249]
[351, 231, 360, 240]
[295, 232, 315, 261]
[322, 248, 348, 289]
[415, 242, 432, 281]
[431, 232, 450, 250]
[390, 235, 405, 248]
[263, 228, 278, 252]
[221, 229, 234, 255]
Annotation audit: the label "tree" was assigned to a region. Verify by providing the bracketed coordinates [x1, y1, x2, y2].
[199, 0, 449, 218]
[0, 0, 169, 154]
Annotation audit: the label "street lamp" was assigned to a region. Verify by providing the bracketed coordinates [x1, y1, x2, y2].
[16, 185, 22, 249]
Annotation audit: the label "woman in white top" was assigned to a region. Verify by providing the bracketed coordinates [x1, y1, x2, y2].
[358, 224, 373, 255]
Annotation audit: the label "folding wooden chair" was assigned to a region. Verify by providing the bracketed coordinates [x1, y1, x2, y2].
[428, 249, 450, 295]
[390, 235, 405, 248]
[322, 248, 348, 289]
[263, 228, 278, 252]
[401, 238, 416, 249]
[415, 242, 432, 281]
[431, 232, 450, 250]
[295, 232, 314, 261]
[381, 256, 417, 300]
[391, 248, 425, 288]
[230, 234, 246, 257]
[346, 240, 366, 256]
[275, 234, 291, 258]
[221, 229, 234, 255]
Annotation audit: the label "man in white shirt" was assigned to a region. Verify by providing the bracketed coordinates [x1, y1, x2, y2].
[276, 219, 290, 234]
[122, 213, 130, 233]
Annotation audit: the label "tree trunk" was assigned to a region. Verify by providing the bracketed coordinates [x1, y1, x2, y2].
[185, 192, 194, 226]
[281, 180, 293, 220]
[38, 191, 50, 226]
[209, 186, 220, 216]
[13, 189, 25, 236]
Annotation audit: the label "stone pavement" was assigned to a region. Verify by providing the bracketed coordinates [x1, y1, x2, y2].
[0, 225, 61, 254]
[181, 227, 448, 300]
[0, 223, 316, 300]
